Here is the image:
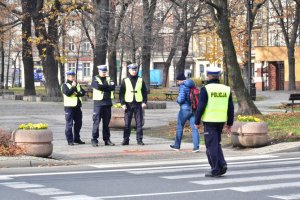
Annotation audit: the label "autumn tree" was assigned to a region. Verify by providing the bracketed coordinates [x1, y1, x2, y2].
[205, 0, 261, 114]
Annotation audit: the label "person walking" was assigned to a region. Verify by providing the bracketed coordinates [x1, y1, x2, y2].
[170, 73, 200, 152]
[62, 71, 86, 146]
[119, 63, 147, 145]
[91, 65, 115, 147]
[194, 67, 234, 177]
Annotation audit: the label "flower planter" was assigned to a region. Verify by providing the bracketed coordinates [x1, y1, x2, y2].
[109, 108, 145, 129]
[12, 129, 53, 157]
[231, 122, 269, 148]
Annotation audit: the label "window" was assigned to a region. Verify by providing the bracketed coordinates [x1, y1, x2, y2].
[83, 63, 90, 77]
[82, 42, 90, 52]
[257, 32, 263, 46]
[206, 64, 210, 68]
[68, 63, 75, 72]
[69, 20, 75, 26]
[69, 38, 75, 51]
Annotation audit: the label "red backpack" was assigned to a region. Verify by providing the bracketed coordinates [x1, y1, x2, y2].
[190, 86, 200, 112]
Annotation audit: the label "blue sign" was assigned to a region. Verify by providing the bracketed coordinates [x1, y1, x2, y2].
[34, 66, 44, 82]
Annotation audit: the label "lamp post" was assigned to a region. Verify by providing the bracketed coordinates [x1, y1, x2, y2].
[247, 0, 254, 96]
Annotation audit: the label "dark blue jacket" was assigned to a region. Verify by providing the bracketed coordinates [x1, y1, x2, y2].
[194, 79, 234, 126]
[177, 79, 195, 110]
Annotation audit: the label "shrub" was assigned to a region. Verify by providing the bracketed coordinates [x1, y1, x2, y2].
[190, 77, 204, 87]
[0, 129, 23, 156]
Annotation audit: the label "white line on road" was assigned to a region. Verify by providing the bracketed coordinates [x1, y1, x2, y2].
[269, 193, 300, 200]
[129, 158, 300, 175]
[161, 166, 300, 180]
[229, 182, 300, 192]
[96, 188, 228, 199]
[51, 195, 100, 200]
[191, 173, 300, 185]
[0, 182, 44, 189]
[24, 188, 73, 196]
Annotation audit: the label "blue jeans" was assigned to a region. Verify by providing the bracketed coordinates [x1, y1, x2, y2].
[174, 108, 200, 150]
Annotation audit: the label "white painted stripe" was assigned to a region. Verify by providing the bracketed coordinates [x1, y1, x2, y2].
[96, 188, 228, 199]
[0, 156, 298, 179]
[0, 176, 12, 180]
[129, 159, 300, 175]
[51, 195, 100, 200]
[161, 166, 300, 180]
[88, 154, 276, 169]
[25, 188, 73, 196]
[0, 182, 44, 189]
[269, 193, 300, 200]
[192, 174, 300, 185]
[230, 182, 300, 192]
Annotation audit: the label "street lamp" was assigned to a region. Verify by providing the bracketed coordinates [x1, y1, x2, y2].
[247, 0, 254, 97]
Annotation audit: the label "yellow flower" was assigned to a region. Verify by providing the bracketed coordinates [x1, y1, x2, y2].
[18, 123, 48, 130]
[237, 115, 262, 122]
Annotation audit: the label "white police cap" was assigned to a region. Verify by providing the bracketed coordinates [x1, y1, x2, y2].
[98, 65, 108, 72]
[206, 67, 221, 75]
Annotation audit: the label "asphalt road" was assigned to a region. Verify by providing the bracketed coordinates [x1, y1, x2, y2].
[1, 152, 300, 200]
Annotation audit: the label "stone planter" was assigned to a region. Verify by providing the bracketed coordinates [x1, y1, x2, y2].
[231, 122, 269, 148]
[12, 129, 53, 157]
[109, 108, 145, 129]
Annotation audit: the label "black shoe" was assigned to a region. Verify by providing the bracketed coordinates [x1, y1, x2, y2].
[205, 171, 221, 178]
[137, 141, 145, 145]
[122, 140, 129, 145]
[220, 165, 227, 175]
[170, 144, 179, 151]
[91, 139, 99, 147]
[74, 140, 85, 144]
[68, 142, 74, 146]
[105, 140, 115, 146]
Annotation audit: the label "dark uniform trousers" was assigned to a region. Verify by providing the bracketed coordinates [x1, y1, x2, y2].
[65, 107, 82, 143]
[124, 103, 143, 142]
[204, 122, 227, 175]
[92, 105, 111, 142]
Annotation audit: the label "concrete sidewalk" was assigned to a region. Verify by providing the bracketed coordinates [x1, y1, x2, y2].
[0, 90, 299, 168]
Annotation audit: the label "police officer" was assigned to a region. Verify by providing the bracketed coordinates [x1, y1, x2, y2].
[194, 67, 234, 177]
[119, 63, 147, 145]
[91, 65, 115, 147]
[62, 71, 86, 146]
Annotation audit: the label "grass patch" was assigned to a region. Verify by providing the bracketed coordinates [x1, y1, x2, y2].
[6, 87, 47, 96]
[144, 112, 300, 146]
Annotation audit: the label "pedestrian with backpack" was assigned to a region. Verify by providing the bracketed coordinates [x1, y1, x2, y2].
[170, 73, 200, 152]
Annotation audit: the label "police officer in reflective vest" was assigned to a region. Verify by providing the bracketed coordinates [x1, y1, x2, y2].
[119, 63, 147, 145]
[91, 65, 115, 147]
[62, 71, 86, 146]
[194, 67, 234, 177]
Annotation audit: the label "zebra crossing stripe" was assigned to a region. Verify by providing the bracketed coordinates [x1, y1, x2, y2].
[269, 193, 300, 200]
[161, 166, 300, 180]
[191, 174, 300, 185]
[129, 159, 300, 175]
[0, 176, 12, 180]
[51, 195, 100, 200]
[0, 182, 44, 189]
[24, 188, 73, 196]
[229, 182, 300, 192]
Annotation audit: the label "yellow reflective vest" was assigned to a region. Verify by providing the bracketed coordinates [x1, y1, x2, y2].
[62, 83, 82, 107]
[202, 83, 231, 122]
[124, 77, 143, 102]
[93, 76, 114, 100]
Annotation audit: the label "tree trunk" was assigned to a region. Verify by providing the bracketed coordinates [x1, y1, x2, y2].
[93, 0, 110, 76]
[5, 37, 11, 89]
[142, 0, 157, 90]
[208, 0, 260, 115]
[118, 48, 124, 85]
[32, 0, 61, 97]
[175, 33, 190, 76]
[287, 45, 296, 90]
[21, 0, 36, 95]
[0, 40, 4, 89]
